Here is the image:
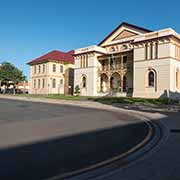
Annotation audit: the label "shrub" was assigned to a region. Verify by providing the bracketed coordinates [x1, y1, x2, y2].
[74, 85, 80, 96]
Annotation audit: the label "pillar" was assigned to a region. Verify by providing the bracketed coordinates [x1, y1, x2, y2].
[108, 57, 111, 71]
[121, 75, 124, 93]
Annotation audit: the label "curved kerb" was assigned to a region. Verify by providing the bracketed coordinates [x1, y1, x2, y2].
[44, 118, 162, 180]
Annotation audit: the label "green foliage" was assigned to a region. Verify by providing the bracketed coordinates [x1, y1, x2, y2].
[74, 85, 80, 95]
[0, 62, 26, 86]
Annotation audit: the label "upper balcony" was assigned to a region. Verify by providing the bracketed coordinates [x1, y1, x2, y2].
[98, 63, 130, 73]
[98, 54, 132, 74]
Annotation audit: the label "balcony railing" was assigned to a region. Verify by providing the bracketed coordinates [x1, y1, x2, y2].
[99, 64, 128, 71]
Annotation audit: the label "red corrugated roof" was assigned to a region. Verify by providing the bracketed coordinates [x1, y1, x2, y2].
[28, 50, 74, 64]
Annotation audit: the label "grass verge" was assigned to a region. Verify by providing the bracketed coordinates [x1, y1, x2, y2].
[13, 94, 180, 106]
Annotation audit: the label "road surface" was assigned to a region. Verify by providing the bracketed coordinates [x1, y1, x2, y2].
[0, 98, 149, 180]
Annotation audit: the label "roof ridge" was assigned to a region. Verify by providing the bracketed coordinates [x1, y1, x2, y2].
[98, 21, 153, 46]
[27, 50, 74, 65]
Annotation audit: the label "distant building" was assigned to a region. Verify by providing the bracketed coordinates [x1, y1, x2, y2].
[74, 22, 180, 99]
[28, 50, 74, 95]
[16, 81, 29, 93]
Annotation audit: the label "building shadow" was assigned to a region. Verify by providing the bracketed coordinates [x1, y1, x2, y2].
[159, 89, 180, 100]
[0, 121, 149, 180]
[91, 90, 180, 114]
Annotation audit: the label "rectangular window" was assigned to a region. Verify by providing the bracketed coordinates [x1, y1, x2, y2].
[150, 43, 153, 59]
[155, 42, 158, 59]
[53, 64, 56, 72]
[43, 64, 45, 73]
[86, 55, 88, 67]
[82, 57, 84, 68]
[42, 79, 45, 88]
[122, 56, 127, 64]
[60, 65, 63, 73]
[60, 79, 63, 85]
[80, 57, 82, 68]
[84, 56, 86, 68]
[38, 79, 40, 88]
[178, 46, 180, 60]
[102, 60, 105, 71]
[34, 80, 36, 88]
[38, 65, 41, 73]
[145, 44, 148, 60]
[34, 66, 37, 74]
[52, 79, 56, 88]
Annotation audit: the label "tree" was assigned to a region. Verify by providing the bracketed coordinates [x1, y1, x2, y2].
[0, 62, 26, 94]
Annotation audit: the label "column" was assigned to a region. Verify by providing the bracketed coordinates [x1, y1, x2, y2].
[108, 57, 111, 71]
[121, 75, 124, 93]
[108, 75, 112, 95]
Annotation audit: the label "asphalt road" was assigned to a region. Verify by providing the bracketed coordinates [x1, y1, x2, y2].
[0, 99, 149, 180]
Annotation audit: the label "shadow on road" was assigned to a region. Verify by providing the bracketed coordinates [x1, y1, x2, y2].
[0, 122, 148, 180]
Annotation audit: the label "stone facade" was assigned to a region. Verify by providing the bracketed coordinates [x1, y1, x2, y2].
[74, 22, 180, 99]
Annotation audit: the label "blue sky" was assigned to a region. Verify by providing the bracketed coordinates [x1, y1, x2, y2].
[0, 0, 180, 79]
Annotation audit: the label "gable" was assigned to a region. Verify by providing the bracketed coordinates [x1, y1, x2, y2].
[113, 30, 137, 41]
[98, 22, 152, 46]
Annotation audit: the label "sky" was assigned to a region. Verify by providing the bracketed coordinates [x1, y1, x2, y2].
[0, 0, 180, 79]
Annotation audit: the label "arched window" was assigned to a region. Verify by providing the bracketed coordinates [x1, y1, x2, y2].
[82, 76, 86, 88]
[100, 74, 108, 93]
[148, 71, 155, 87]
[52, 79, 56, 88]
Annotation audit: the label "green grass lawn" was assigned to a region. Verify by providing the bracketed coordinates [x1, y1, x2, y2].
[47, 94, 92, 100]
[89, 96, 179, 105]
[14, 94, 92, 101]
[13, 94, 179, 106]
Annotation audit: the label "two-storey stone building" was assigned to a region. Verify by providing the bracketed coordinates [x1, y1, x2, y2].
[28, 50, 74, 95]
[74, 22, 180, 99]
